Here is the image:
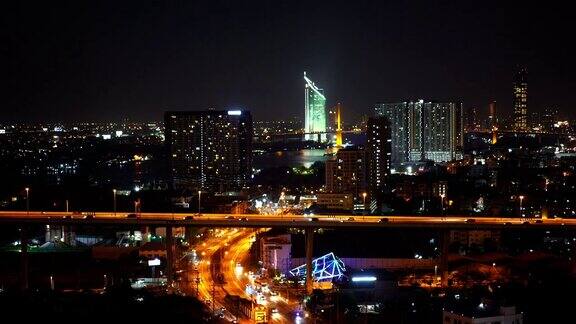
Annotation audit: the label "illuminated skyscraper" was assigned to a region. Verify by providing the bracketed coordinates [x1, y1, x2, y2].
[375, 100, 463, 164]
[304, 72, 327, 142]
[165, 110, 253, 192]
[513, 67, 528, 131]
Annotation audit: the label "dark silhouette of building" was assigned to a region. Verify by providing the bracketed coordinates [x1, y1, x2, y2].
[366, 116, 392, 203]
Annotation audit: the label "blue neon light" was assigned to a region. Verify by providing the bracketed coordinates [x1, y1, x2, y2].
[289, 252, 346, 281]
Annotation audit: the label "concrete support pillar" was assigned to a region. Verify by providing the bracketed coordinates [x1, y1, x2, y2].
[440, 229, 450, 287]
[305, 228, 314, 295]
[20, 227, 29, 291]
[166, 226, 174, 291]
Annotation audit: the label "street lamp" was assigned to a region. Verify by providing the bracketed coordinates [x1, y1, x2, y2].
[362, 192, 367, 208]
[519, 195, 525, 217]
[198, 190, 202, 214]
[113, 189, 117, 215]
[440, 194, 445, 216]
[25, 187, 29, 215]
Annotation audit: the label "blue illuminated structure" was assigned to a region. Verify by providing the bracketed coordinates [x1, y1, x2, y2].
[289, 252, 346, 281]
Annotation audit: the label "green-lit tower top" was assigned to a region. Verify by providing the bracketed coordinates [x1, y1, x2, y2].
[304, 72, 327, 142]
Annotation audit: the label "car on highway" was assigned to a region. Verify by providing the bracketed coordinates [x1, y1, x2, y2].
[346, 217, 355, 222]
[504, 222, 512, 226]
[184, 216, 194, 220]
[239, 217, 248, 222]
[465, 219, 476, 223]
[83, 213, 94, 220]
[308, 217, 319, 222]
[522, 221, 530, 225]
[379, 217, 389, 223]
[226, 215, 235, 220]
[126, 213, 138, 219]
[271, 308, 279, 314]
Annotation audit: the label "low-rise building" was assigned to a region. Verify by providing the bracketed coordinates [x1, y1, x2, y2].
[260, 234, 292, 274]
[443, 306, 523, 324]
[316, 193, 354, 211]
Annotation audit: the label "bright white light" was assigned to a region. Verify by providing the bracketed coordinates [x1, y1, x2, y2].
[351, 276, 377, 282]
[134, 186, 141, 192]
[227, 110, 242, 116]
[148, 258, 161, 266]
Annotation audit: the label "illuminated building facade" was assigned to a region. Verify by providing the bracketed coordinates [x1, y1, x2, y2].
[304, 72, 327, 142]
[325, 147, 366, 196]
[513, 67, 528, 131]
[164, 110, 253, 192]
[375, 100, 463, 164]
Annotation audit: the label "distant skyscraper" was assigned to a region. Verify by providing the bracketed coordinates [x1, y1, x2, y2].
[366, 116, 392, 197]
[304, 72, 327, 142]
[513, 67, 528, 131]
[375, 100, 464, 164]
[541, 107, 559, 132]
[466, 106, 479, 131]
[325, 147, 366, 196]
[164, 110, 253, 192]
[488, 101, 497, 130]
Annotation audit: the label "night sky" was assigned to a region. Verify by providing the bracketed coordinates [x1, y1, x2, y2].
[1, 1, 574, 122]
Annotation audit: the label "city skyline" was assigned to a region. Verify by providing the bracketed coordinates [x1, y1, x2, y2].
[2, 1, 575, 123]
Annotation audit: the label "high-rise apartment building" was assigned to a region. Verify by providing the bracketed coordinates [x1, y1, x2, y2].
[164, 110, 253, 192]
[304, 72, 327, 142]
[487, 101, 498, 131]
[513, 68, 528, 131]
[375, 100, 463, 164]
[366, 116, 392, 196]
[325, 147, 366, 196]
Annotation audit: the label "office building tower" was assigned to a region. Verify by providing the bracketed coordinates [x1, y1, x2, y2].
[304, 72, 327, 142]
[366, 116, 392, 196]
[513, 67, 528, 131]
[375, 100, 464, 164]
[325, 147, 366, 196]
[164, 110, 253, 192]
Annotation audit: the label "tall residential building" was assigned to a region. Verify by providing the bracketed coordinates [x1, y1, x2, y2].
[513, 67, 528, 131]
[325, 147, 366, 196]
[487, 101, 498, 130]
[366, 116, 392, 196]
[304, 72, 327, 142]
[164, 110, 253, 192]
[375, 100, 464, 164]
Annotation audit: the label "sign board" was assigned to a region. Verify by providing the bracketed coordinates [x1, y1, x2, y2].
[254, 306, 267, 323]
[148, 258, 161, 266]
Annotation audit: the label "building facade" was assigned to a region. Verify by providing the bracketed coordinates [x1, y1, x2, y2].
[513, 68, 528, 131]
[375, 100, 463, 164]
[325, 147, 366, 196]
[304, 72, 327, 142]
[164, 110, 253, 192]
[366, 116, 392, 197]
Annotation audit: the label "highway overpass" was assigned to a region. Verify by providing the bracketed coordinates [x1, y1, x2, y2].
[0, 211, 574, 229]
